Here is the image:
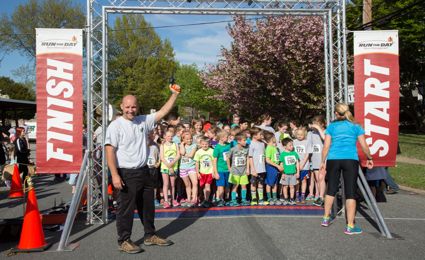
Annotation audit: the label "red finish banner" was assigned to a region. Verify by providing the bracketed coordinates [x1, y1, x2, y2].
[36, 29, 83, 173]
[353, 31, 399, 167]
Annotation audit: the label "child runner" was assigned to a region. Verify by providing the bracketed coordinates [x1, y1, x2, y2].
[249, 127, 267, 206]
[173, 124, 185, 145]
[179, 131, 198, 207]
[264, 132, 283, 205]
[192, 119, 204, 146]
[307, 116, 326, 206]
[293, 127, 312, 204]
[194, 137, 215, 208]
[148, 131, 161, 207]
[279, 138, 300, 205]
[160, 131, 181, 208]
[275, 121, 291, 151]
[213, 130, 231, 207]
[227, 133, 250, 206]
[205, 126, 219, 148]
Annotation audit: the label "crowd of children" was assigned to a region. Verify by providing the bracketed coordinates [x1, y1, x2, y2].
[144, 113, 328, 209]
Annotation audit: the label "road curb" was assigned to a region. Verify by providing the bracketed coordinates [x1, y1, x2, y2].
[399, 185, 425, 195]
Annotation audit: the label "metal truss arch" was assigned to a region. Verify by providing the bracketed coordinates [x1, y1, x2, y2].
[86, 0, 348, 224]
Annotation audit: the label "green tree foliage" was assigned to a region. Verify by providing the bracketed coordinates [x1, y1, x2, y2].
[175, 63, 228, 118]
[347, 0, 425, 132]
[108, 15, 176, 113]
[0, 76, 35, 119]
[0, 0, 85, 59]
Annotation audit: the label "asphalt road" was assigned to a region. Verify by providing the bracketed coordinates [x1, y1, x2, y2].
[1, 174, 425, 259]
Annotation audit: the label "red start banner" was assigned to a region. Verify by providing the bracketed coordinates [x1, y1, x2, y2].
[354, 30, 399, 167]
[36, 28, 83, 173]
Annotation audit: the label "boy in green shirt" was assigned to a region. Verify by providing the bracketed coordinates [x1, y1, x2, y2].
[213, 130, 231, 207]
[264, 132, 283, 205]
[279, 138, 300, 205]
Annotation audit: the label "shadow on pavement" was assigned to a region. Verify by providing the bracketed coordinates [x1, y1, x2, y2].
[136, 206, 210, 244]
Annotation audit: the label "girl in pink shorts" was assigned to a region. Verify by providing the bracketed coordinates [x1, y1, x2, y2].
[179, 132, 199, 206]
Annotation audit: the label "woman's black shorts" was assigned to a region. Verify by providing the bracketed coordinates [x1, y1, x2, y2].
[325, 159, 359, 199]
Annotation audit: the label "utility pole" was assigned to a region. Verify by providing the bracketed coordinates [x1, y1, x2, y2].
[363, 0, 373, 29]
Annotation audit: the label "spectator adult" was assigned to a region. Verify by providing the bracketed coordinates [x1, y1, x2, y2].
[105, 86, 179, 254]
[14, 127, 30, 182]
[320, 103, 373, 235]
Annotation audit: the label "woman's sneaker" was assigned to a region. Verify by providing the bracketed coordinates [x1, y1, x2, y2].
[250, 200, 258, 206]
[172, 200, 181, 207]
[274, 199, 282, 206]
[289, 199, 296, 205]
[268, 199, 275, 206]
[321, 216, 334, 227]
[344, 225, 363, 235]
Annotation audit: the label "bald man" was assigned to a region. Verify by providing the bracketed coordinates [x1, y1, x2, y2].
[105, 86, 180, 254]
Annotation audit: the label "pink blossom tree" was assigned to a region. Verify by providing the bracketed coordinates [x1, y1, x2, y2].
[202, 16, 325, 121]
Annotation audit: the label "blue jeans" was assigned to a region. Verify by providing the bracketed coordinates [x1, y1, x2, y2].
[385, 170, 399, 191]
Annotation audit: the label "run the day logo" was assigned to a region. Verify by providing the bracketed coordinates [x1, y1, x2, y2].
[36, 28, 83, 173]
[353, 30, 399, 167]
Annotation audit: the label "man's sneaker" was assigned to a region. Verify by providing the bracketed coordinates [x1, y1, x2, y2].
[279, 198, 285, 203]
[306, 194, 315, 201]
[289, 199, 296, 205]
[217, 200, 225, 207]
[268, 199, 275, 206]
[300, 195, 306, 204]
[144, 235, 173, 246]
[229, 200, 240, 207]
[321, 216, 334, 227]
[163, 201, 171, 209]
[251, 200, 258, 206]
[313, 197, 324, 207]
[282, 199, 289, 206]
[344, 225, 363, 235]
[119, 239, 143, 254]
[274, 199, 282, 206]
[241, 200, 250, 206]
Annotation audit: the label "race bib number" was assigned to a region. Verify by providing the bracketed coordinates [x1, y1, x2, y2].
[167, 157, 174, 163]
[223, 151, 230, 161]
[274, 152, 280, 162]
[202, 160, 211, 168]
[260, 154, 265, 164]
[181, 157, 191, 164]
[285, 155, 296, 165]
[296, 145, 306, 154]
[235, 156, 246, 167]
[313, 144, 321, 153]
[147, 157, 155, 167]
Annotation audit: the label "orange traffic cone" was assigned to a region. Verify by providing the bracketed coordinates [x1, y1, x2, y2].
[8, 164, 24, 198]
[14, 177, 50, 252]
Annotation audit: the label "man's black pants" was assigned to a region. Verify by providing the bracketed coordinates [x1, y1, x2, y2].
[117, 167, 156, 244]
